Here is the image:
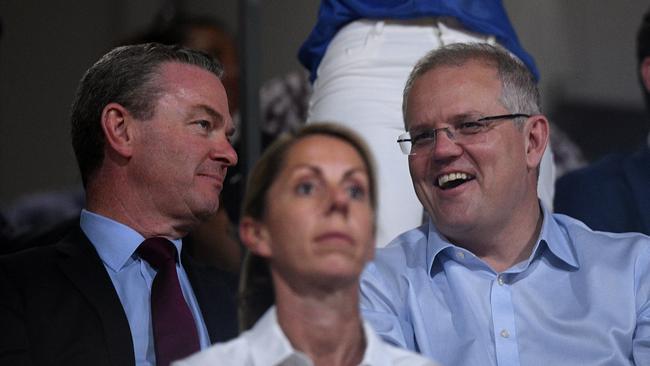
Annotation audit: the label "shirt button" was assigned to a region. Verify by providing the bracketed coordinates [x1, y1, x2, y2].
[456, 251, 465, 259]
[497, 275, 505, 286]
[500, 329, 510, 338]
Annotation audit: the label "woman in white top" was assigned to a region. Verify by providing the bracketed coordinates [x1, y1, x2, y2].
[174, 123, 436, 366]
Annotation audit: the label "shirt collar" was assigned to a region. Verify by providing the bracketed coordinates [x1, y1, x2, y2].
[247, 306, 313, 366]
[426, 204, 579, 274]
[536, 205, 580, 269]
[425, 220, 454, 274]
[359, 320, 397, 366]
[247, 306, 394, 366]
[79, 209, 183, 272]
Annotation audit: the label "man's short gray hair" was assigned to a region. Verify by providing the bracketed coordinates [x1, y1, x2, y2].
[402, 43, 540, 128]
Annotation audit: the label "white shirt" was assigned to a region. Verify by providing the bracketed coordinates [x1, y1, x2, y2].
[173, 306, 438, 366]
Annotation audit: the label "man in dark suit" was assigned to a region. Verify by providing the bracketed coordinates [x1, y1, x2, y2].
[0, 43, 239, 365]
[554, 10, 650, 235]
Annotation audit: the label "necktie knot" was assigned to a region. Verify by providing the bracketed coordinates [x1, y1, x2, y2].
[137, 237, 177, 270]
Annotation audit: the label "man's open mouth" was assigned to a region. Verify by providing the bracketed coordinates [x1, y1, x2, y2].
[436, 172, 475, 190]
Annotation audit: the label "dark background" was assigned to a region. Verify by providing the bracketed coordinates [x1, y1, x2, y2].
[1, 0, 648, 206]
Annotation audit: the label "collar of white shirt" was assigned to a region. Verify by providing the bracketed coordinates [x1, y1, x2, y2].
[247, 306, 433, 366]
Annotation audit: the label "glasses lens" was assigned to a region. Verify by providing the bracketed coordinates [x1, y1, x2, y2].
[397, 132, 412, 155]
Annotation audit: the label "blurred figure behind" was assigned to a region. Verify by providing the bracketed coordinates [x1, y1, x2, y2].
[554, 8, 650, 235]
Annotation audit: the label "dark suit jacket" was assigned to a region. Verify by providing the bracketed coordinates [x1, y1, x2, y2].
[0, 226, 239, 366]
[554, 146, 650, 235]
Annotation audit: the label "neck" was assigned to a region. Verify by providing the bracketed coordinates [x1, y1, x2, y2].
[273, 275, 366, 366]
[85, 174, 194, 239]
[452, 196, 543, 273]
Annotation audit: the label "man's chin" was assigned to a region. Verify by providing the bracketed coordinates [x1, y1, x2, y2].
[185, 196, 220, 222]
[195, 204, 220, 221]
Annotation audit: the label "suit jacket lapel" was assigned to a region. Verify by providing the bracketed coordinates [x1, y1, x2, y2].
[623, 147, 650, 234]
[57, 227, 135, 366]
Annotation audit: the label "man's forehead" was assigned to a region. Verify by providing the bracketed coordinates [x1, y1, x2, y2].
[157, 61, 221, 84]
[156, 62, 228, 102]
[407, 62, 502, 114]
[418, 60, 499, 87]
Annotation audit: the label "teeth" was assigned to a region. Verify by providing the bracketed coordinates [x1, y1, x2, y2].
[438, 172, 469, 187]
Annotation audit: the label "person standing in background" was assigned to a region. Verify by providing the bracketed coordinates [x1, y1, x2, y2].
[554, 8, 650, 236]
[299, 0, 556, 247]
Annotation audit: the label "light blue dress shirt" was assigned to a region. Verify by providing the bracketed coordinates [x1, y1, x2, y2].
[80, 209, 211, 366]
[360, 207, 650, 365]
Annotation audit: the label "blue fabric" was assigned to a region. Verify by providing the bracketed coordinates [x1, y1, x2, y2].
[80, 210, 211, 366]
[299, 0, 539, 82]
[360, 207, 650, 365]
[555, 146, 650, 236]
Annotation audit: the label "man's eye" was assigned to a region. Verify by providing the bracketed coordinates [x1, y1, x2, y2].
[457, 121, 485, 134]
[196, 120, 212, 130]
[411, 131, 436, 145]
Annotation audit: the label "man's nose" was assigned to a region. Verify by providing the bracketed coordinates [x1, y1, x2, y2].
[430, 128, 462, 160]
[211, 136, 238, 166]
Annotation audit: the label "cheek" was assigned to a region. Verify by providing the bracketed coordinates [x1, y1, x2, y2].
[143, 133, 185, 167]
[488, 141, 526, 172]
[353, 205, 375, 238]
[408, 157, 427, 181]
[267, 206, 311, 246]
[357, 208, 376, 261]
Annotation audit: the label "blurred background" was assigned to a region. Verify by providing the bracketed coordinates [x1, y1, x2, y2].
[1, 0, 648, 207]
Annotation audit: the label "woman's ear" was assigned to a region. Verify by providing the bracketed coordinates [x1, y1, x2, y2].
[523, 114, 549, 170]
[239, 216, 272, 258]
[101, 102, 135, 158]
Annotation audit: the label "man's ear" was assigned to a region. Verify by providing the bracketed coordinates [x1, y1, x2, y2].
[523, 114, 549, 170]
[640, 57, 650, 92]
[239, 216, 272, 258]
[101, 103, 135, 158]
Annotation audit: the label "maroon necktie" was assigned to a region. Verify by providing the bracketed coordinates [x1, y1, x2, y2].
[137, 237, 200, 366]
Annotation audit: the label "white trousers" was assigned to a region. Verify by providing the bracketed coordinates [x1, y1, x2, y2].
[307, 19, 555, 247]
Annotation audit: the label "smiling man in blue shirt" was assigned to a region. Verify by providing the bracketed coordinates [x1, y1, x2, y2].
[360, 43, 650, 365]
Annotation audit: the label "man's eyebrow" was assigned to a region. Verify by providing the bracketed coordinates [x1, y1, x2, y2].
[409, 112, 481, 131]
[192, 104, 224, 123]
[409, 110, 483, 131]
[449, 112, 481, 124]
[191, 104, 237, 135]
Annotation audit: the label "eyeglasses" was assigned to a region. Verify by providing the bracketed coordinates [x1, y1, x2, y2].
[397, 113, 530, 156]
